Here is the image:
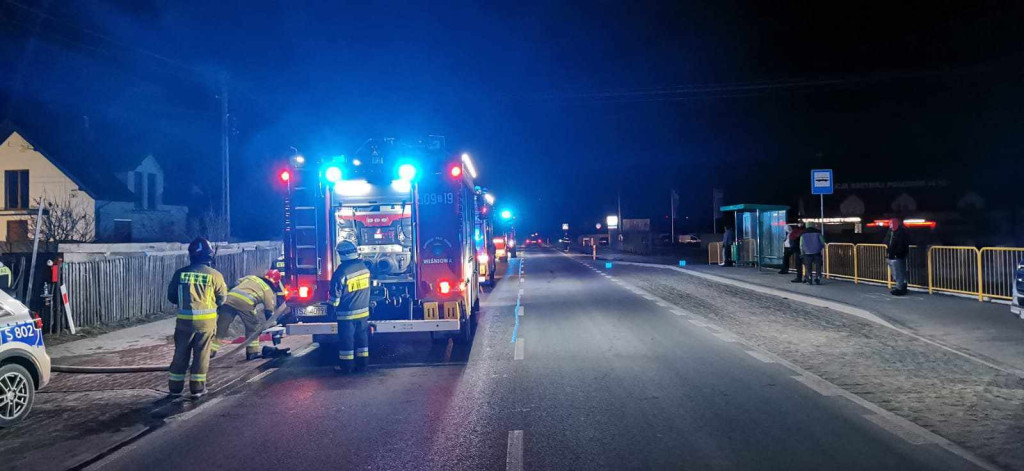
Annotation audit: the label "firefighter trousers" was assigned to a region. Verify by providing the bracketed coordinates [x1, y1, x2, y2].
[337, 318, 369, 370]
[169, 320, 215, 394]
[213, 305, 262, 356]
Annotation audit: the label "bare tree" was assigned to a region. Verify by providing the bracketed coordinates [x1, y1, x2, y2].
[187, 209, 230, 242]
[27, 193, 96, 249]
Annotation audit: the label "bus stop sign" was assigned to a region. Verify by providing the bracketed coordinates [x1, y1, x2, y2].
[811, 169, 833, 195]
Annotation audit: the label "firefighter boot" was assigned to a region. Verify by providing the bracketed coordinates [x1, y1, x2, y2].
[354, 356, 368, 372]
[261, 346, 290, 358]
[334, 360, 354, 374]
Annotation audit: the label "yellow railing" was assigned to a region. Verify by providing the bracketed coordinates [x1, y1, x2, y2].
[927, 246, 982, 300]
[708, 242, 722, 265]
[856, 244, 889, 285]
[709, 241, 1024, 303]
[979, 248, 1024, 300]
[823, 243, 855, 281]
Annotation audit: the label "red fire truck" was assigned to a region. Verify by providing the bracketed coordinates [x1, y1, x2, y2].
[278, 138, 483, 344]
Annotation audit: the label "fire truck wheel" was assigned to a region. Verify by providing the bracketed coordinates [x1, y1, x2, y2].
[430, 331, 448, 343]
[456, 313, 475, 345]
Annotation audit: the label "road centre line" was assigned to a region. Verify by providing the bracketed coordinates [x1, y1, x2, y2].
[506, 430, 524, 471]
[514, 338, 525, 360]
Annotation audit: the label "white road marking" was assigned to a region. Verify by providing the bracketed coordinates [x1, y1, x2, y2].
[864, 414, 929, 445]
[518, 288, 524, 296]
[687, 319, 708, 328]
[246, 369, 275, 384]
[745, 350, 774, 363]
[656, 302, 669, 308]
[518, 306, 525, 317]
[291, 343, 318, 358]
[520, 277, 525, 283]
[506, 430, 524, 471]
[514, 338, 525, 360]
[791, 375, 841, 396]
[712, 332, 737, 342]
[168, 397, 224, 422]
[671, 309, 689, 317]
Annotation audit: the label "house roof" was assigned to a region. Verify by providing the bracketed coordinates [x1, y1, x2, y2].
[1, 121, 137, 202]
[720, 204, 790, 212]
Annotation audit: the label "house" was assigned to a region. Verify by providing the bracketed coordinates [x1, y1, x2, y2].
[0, 122, 189, 243]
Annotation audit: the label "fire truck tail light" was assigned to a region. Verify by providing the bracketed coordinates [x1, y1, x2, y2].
[449, 165, 462, 178]
[477, 253, 489, 264]
[438, 280, 452, 295]
[298, 286, 311, 299]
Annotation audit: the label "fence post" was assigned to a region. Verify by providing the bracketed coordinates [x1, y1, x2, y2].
[927, 247, 933, 294]
[976, 249, 984, 302]
[853, 245, 858, 284]
[824, 245, 830, 279]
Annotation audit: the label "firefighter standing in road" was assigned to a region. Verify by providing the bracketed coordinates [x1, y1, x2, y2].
[328, 240, 371, 373]
[166, 238, 227, 398]
[212, 269, 288, 361]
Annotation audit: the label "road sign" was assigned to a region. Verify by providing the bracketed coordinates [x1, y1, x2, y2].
[811, 169, 833, 195]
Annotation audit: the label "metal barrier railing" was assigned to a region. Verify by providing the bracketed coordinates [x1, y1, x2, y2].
[823, 243, 855, 281]
[979, 248, 1024, 300]
[856, 244, 889, 286]
[928, 246, 981, 300]
[708, 242, 722, 265]
[710, 241, 1024, 303]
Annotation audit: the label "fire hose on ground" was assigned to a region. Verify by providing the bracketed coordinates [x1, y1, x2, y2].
[50, 303, 292, 374]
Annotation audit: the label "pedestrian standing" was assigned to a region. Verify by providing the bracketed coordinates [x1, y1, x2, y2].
[166, 238, 227, 398]
[799, 222, 826, 285]
[884, 218, 911, 296]
[721, 225, 735, 267]
[779, 222, 806, 283]
[329, 240, 372, 374]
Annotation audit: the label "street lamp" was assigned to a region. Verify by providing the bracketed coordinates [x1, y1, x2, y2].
[606, 215, 619, 229]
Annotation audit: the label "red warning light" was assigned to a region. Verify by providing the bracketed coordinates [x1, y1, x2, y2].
[279, 170, 291, 182]
[438, 280, 452, 294]
[449, 165, 462, 178]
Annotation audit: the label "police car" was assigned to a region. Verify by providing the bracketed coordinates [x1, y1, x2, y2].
[1013, 260, 1024, 320]
[0, 290, 50, 427]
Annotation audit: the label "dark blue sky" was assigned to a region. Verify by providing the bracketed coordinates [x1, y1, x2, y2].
[3, 1, 1022, 238]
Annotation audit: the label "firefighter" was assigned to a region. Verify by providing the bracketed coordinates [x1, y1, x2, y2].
[212, 269, 288, 360]
[328, 240, 371, 373]
[166, 238, 227, 398]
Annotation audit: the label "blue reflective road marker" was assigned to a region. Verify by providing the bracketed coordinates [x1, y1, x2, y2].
[605, 262, 613, 269]
[678, 260, 687, 267]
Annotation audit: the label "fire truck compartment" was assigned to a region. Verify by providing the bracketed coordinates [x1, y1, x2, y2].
[286, 319, 460, 335]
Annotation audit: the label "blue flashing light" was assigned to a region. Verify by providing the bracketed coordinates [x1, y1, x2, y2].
[474, 228, 482, 242]
[678, 260, 687, 267]
[500, 209, 512, 220]
[398, 163, 417, 181]
[325, 166, 343, 183]
[605, 262, 613, 269]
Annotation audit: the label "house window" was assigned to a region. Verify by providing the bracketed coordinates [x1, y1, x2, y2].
[134, 172, 144, 209]
[147, 173, 157, 209]
[6, 220, 28, 241]
[4, 170, 29, 210]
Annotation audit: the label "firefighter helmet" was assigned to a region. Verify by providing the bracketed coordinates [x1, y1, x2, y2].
[264, 269, 282, 286]
[336, 240, 360, 261]
[188, 237, 214, 264]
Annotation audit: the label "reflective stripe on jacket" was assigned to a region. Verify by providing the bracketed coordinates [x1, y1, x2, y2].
[168, 263, 227, 323]
[328, 259, 371, 321]
[224, 275, 277, 314]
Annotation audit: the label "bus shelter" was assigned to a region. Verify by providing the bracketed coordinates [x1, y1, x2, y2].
[720, 204, 789, 268]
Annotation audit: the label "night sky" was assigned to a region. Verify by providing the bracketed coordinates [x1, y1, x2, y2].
[2, 1, 1022, 239]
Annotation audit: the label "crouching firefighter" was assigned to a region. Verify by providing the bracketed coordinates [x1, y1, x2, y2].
[212, 269, 289, 361]
[166, 238, 227, 398]
[328, 240, 371, 373]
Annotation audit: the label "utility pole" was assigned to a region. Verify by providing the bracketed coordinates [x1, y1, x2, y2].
[220, 74, 231, 241]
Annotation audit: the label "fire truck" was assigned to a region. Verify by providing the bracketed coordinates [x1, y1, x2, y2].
[278, 138, 485, 344]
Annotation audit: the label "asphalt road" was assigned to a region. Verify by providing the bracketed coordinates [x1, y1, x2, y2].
[90, 248, 985, 471]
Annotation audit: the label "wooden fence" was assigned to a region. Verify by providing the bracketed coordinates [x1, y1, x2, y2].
[57, 245, 280, 331]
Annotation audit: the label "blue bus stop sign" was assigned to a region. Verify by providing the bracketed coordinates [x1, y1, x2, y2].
[811, 169, 833, 195]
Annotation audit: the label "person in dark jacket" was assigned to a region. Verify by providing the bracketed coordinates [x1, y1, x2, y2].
[328, 240, 372, 373]
[799, 223, 826, 285]
[721, 226, 735, 267]
[779, 222, 805, 282]
[884, 218, 911, 296]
